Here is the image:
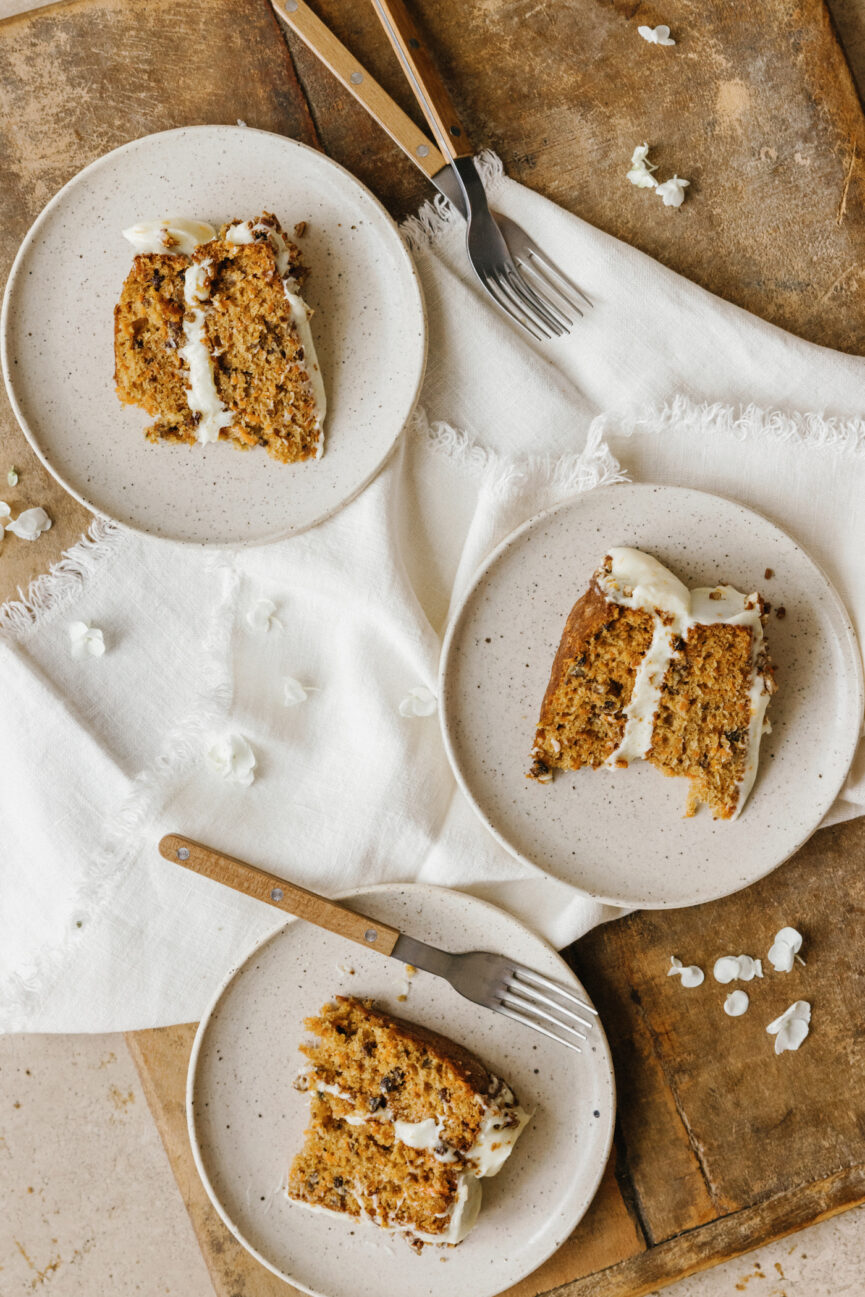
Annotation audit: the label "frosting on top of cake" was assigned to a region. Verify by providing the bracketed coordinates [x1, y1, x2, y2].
[122, 214, 325, 453]
[597, 547, 772, 816]
[122, 218, 217, 256]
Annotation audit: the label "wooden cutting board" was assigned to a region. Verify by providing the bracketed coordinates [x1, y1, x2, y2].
[2, 0, 865, 1294]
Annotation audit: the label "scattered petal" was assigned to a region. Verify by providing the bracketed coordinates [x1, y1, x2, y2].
[627, 142, 660, 188]
[766, 1001, 811, 1054]
[6, 506, 52, 540]
[655, 175, 690, 207]
[283, 676, 315, 707]
[724, 990, 750, 1017]
[668, 955, 704, 987]
[627, 165, 659, 189]
[399, 686, 437, 718]
[0, 502, 10, 519]
[638, 23, 676, 45]
[7, 467, 18, 486]
[69, 621, 106, 659]
[246, 598, 282, 633]
[768, 926, 803, 973]
[630, 142, 657, 169]
[206, 733, 256, 786]
[713, 956, 740, 984]
[713, 954, 761, 984]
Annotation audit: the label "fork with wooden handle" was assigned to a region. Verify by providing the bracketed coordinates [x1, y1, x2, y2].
[270, 0, 590, 320]
[160, 833, 597, 1051]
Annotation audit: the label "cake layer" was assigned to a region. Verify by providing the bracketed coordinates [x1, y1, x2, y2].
[287, 998, 530, 1249]
[114, 212, 325, 463]
[529, 548, 776, 819]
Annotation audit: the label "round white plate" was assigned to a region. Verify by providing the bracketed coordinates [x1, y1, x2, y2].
[0, 126, 426, 545]
[187, 883, 614, 1297]
[440, 483, 864, 909]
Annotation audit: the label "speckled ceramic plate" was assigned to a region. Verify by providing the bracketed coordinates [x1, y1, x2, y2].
[0, 126, 426, 545]
[440, 482, 864, 909]
[187, 883, 614, 1297]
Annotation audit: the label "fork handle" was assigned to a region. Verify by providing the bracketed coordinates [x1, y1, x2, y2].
[271, 0, 445, 181]
[159, 834, 401, 956]
[370, 0, 471, 161]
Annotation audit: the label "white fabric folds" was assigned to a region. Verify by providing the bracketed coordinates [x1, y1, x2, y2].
[2, 153, 865, 1031]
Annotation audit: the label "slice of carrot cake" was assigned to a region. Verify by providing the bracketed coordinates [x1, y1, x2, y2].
[114, 213, 325, 463]
[528, 548, 777, 819]
[287, 997, 530, 1250]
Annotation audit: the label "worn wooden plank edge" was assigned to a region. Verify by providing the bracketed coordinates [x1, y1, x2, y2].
[545, 1164, 865, 1297]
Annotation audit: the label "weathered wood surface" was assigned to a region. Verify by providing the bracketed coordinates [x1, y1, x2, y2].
[0, 0, 317, 604]
[282, 0, 865, 351]
[3, 0, 865, 1293]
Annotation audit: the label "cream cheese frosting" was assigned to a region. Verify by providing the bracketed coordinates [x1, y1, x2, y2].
[122, 218, 217, 255]
[178, 260, 235, 445]
[123, 214, 325, 452]
[597, 547, 773, 817]
[295, 1069, 524, 1246]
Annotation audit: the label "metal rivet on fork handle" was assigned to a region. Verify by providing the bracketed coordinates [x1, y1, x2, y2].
[176, 847, 190, 860]
[364, 929, 378, 943]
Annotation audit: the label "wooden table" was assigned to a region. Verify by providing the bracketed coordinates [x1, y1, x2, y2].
[2, 1, 865, 1294]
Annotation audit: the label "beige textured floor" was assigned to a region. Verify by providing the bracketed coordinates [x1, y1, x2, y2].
[3, 1, 865, 1295]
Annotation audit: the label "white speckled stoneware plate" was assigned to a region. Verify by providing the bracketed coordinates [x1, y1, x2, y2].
[187, 882, 614, 1297]
[440, 483, 864, 909]
[0, 126, 426, 545]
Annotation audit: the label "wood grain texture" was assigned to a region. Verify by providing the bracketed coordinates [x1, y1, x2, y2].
[282, 0, 865, 352]
[0, 0, 318, 605]
[566, 815, 865, 1249]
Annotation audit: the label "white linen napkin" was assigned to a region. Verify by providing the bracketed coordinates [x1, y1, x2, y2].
[2, 153, 864, 1032]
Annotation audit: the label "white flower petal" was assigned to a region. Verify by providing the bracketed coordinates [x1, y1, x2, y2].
[768, 927, 803, 972]
[724, 990, 749, 1017]
[627, 166, 659, 188]
[0, 501, 11, 520]
[655, 175, 690, 207]
[713, 956, 740, 984]
[206, 733, 257, 786]
[638, 23, 675, 45]
[766, 1000, 811, 1053]
[398, 686, 437, 718]
[6, 506, 52, 540]
[246, 598, 281, 633]
[283, 677, 311, 707]
[668, 955, 703, 986]
[69, 622, 106, 659]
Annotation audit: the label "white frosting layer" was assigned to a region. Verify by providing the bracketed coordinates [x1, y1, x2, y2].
[224, 219, 326, 454]
[123, 218, 216, 255]
[178, 260, 234, 445]
[598, 547, 773, 816]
